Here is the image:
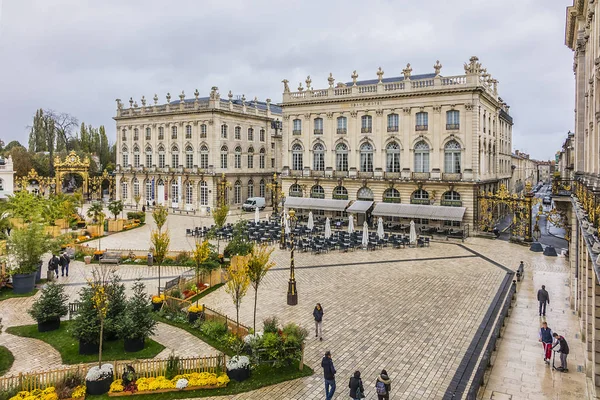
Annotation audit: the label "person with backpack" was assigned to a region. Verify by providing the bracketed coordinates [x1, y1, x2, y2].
[60, 252, 70, 277]
[321, 350, 336, 400]
[313, 303, 324, 341]
[538, 321, 553, 364]
[48, 254, 60, 279]
[348, 370, 365, 399]
[375, 369, 391, 400]
[552, 333, 570, 371]
[537, 285, 550, 316]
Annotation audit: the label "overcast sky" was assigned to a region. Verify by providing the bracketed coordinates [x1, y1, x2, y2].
[0, 0, 574, 160]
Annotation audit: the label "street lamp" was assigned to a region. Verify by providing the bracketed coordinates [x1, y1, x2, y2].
[218, 173, 231, 207]
[266, 173, 280, 218]
[287, 209, 298, 306]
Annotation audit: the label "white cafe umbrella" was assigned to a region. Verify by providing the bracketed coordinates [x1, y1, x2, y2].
[362, 221, 369, 247]
[324, 217, 332, 239]
[284, 213, 291, 235]
[377, 217, 385, 240]
[348, 215, 355, 234]
[254, 207, 260, 224]
[307, 211, 314, 231]
[409, 220, 417, 245]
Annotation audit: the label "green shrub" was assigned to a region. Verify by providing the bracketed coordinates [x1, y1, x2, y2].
[201, 320, 228, 339]
[0, 387, 18, 400]
[263, 316, 279, 334]
[175, 251, 191, 265]
[28, 283, 69, 323]
[282, 323, 308, 344]
[127, 211, 146, 224]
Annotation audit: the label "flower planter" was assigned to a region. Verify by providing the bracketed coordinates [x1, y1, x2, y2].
[86, 374, 113, 395]
[108, 384, 226, 397]
[152, 302, 163, 312]
[226, 367, 250, 382]
[124, 337, 145, 353]
[12, 272, 36, 294]
[84, 256, 92, 264]
[38, 317, 61, 332]
[188, 312, 199, 324]
[79, 340, 99, 355]
[108, 219, 124, 232]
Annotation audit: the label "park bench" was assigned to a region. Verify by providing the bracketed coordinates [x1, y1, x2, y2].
[99, 252, 121, 265]
[68, 302, 81, 320]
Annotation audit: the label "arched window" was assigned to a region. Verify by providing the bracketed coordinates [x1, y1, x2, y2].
[416, 112, 428, 130]
[145, 127, 151, 140]
[336, 143, 348, 171]
[234, 146, 242, 169]
[289, 184, 303, 197]
[442, 191, 461, 206]
[360, 143, 373, 172]
[185, 145, 194, 169]
[414, 141, 430, 173]
[292, 119, 302, 134]
[311, 185, 325, 199]
[121, 181, 128, 199]
[145, 145, 153, 168]
[292, 144, 303, 171]
[234, 180, 242, 204]
[386, 142, 401, 172]
[171, 126, 178, 139]
[411, 189, 430, 204]
[337, 116, 347, 134]
[199, 181, 208, 206]
[247, 147, 254, 169]
[221, 124, 228, 139]
[444, 140, 461, 173]
[333, 186, 348, 200]
[200, 145, 209, 169]
[121, 146, 129, 167]
[132, 177, 140, 198]
[387, 113, 399, 132]
[357, 186, 374, 201]
[248, 179, 254, 198]
[259, 148, 266, 169]
[361, 115, 372, 133]
[446, 110, 460, 130]
[314, 118, 323, 134]
[383, 188, 401, 203]
[220, 145, 228, 169]
[158, 145, 165, 168]
[171, 145, 179, 168]
[234, 126, 241, 140]
[133, 146, 140, 168]
[259, 179, 266, 198]
[200, 124, 207, 138]
[158, 127, 164, 140]
[185, 125, 192, 139]
[313, 143, 325, 171]
[185, 181, 193, 204]
[247, 128, 254, 141]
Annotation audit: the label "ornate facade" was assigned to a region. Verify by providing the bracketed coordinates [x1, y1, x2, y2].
[279, 57, 513, 229]
[510, 150, 536, 194]
[114, 87, 282, 212]
[0, 156, 15, 199]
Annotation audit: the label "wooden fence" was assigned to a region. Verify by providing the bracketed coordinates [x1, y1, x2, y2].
[203, 304, 249, 337]
[0, 364, 89, 392]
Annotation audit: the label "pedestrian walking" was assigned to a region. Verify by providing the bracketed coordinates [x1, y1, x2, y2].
[375, 369, 391, 400]
[552, 333, 570, 371]
[313, 303, 323, 341]
[142, 205, 146, 213]
[537, 284, 550, 316]
[321, 350, 336, 400]
[60, 252, 70, 277]
[48, 254, 60, 279]
[348, 370, 365, 399]
[539, 321, 553, 364]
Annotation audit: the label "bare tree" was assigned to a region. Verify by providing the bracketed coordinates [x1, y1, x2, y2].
[45, 110, 78, 152]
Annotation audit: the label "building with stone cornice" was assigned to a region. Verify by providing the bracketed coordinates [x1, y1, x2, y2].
[279, 57, 513, 230]
[114, 87, 282, 213]
[510, 150, 536, 194]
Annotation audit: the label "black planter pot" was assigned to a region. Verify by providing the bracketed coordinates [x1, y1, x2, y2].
[188, 312, 199, 323]
[104, 331, 119, 342]
[86, 374, 113, 395]
[124, 337, 145, 352]
[227, 367, 250, 382]
[79, 340, 99, 355]
[152, 302, 163, 312]
[37, 318, 60, 332]
[12, 272, 36, 294]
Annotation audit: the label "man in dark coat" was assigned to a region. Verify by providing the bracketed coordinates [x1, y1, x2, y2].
[552, 333, 570, 371]
[348, 370, 365, 399]
[321, 350, 336, 400]
[537, 285, 550, 316]
[48, 254, 60, 279]
[313, 303, 323, 341]
[60, 252, 70, 277]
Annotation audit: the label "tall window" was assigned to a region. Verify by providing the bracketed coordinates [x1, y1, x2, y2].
[133, 128, 139, 141]
[247, 128, 254, 141]
[247, 147, 254, 169]
[121, 182, 128, 199]
[446, 110, 460, 130]
[312, 143, 325, 171]
[122, 129, 127, 141]
[171, 126, 177, 139]
[259, 129, 265, 142]
[185, 145, 194, 169]
[248, 180, 254, 198]
[199, 181, 208, 206]
[171, 180, 179, 203]
[416, 112, 429, 131]
[314, 118, 323, 135]
[133, 146, 140, 168]
[145, 146, 152, 168]
[234, 146, 242, 168]
[292, 144, 303, 170]
[158, 146, 165, 168]
[361, 115, 372, 133]
[289, 184, 303, 197]
[220, 145, 228, 168]
[200, 124, 207, 138]
[145, 180, 152, 202]
[221, 124, 228, 139]
[186, 125, 192, 139]
[158, 127, 164, 140]
[171, 145, 179, 168]
[387, 113, 399, 132]
[132, 178, 140, 198]
[333, 186, 348, 200]
[386, 142, 401, 172]
[311, 185, 325, 199]
[383, 188, 401, 203]
[234, 181, 241, 204]
[145, 127, 151, 140]
[360, 143, 374, 172]
[414, 141, 430, 172]
[185, 182, 193, 204]
[259, 148, 265, 169]
[259, 179, 265, 198]
[337, 116, 347, 134]
[200, 145, 209, 169]
[336, 143, 348, 171]
[122, 146, 129, 167]
[293, 119, 302, 134]
[235, 126, 241, 140]
[444, 140, 461, 173]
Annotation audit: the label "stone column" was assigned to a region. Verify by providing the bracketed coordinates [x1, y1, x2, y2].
[588, 254, 594, 360]
[594, 275, 600, 386]
[575, 34, 586, 173]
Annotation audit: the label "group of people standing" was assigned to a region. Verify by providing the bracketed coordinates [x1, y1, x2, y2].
[537, 284, 570, 372]
[47, 252, 70, 278]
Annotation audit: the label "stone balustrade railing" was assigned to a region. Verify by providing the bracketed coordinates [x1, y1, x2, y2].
[117, 99, 271, 118]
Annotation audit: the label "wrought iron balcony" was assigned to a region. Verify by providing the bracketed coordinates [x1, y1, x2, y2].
[552, 178, 572, 196]
[361, 127, 372, 133]
[446, 124, 460, 130]
[415, 125, 428, 131]
[292, 130, 302, 135]
[387, 126, 399, 132]
[313, 129, 323, 135]
[337, 128, 347, 134]
[442, 173, 462, 181]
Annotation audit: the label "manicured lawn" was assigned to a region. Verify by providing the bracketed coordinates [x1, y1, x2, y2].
[0, 345, 15, 375]
[87, 363, 313, 399]
[0, 287, 38, 302]
[6, 321, 165, 364]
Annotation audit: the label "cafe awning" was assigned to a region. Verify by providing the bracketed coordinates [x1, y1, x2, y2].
[284, 197, 350, 212]
[346, 200, 374, 213]
[372, 203, 466, 222]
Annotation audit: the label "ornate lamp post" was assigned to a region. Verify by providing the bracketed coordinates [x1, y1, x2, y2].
[287, 209, 298, 306]
[280, 191, 286, 249]
[266, 173, 280, 218]
[218, 173, 231, 207]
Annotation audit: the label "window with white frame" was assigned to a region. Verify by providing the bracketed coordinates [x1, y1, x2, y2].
[186, 182, 193, 204]
[412, 189, 429, 200]
[234, 146, 242, 168]
[310, 185, 325, 199]
[416, 112, 429, 131]
[145, 180, 152, 202]
[235, 126, 241, 140]
[122, 147, 129, 167]
[220, 145, 228, 168]
[446, 110, 460, 130]
[158, 146, 165, 168]
[337, 116, 347, 134]
[292, 144, 303, 170]
[289, 184, 303, 197]
[247, 147, 254, 169]
[185, 145, 194, 168]
[259, 179, 265, 198]
[248, 179, 254, 198]
[186, 125, 192, 139]
[171, 126, 178, 139]
[145, 127, 151, 140]
[314, 118, 323, 134]
[234, 181, 241, 204]
[383, 188, 401, 203]
[133, 128, 139, 141]
[313, 143, 325, 171]
[259, 129, 265, 142]
[414, 141, 430, 172]
[121, 182, 128, 199]
[293, 119, 302, 134]
[336, 143, 348, 171]
[259, 148, 265, 169]
[171, 181, 179, 202]
[200, 145, 209, 169]
[221, 124, 228, 139]
[199, 181, 208, 206]
[387, 113, 399, 132]
[361, 115, 372, 133]
[200, 124, 207, 138]
[333, 185, 348, 199]
[359, 142, 374, 172]
[133, 178, 140, 198]
[444, 140, 461, 173]
[133, 146, 140, 168]
[247, 128, 254, 141]
[171, 145, 179, 168]
[158, 127, 164, 140]
[357, 186, 374, 200]
[386, 142, 401, 172]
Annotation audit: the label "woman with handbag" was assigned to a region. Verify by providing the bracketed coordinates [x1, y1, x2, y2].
[348, 370, 365, 399]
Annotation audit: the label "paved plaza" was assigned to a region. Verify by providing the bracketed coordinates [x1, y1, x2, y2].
[0, 213, 590, 399]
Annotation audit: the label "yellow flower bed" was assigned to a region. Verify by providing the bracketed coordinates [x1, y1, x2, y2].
[151, 294, 165, 304]
[71, 386, 86, 399]
[109, 372, 229, 394]
[188, 304, 203, 313]
[8, 386, 68, 400]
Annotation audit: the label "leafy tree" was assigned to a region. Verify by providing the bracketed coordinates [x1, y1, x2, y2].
[7, 223, 50, 275]
[87, 201, 104, 224]
[211, 204, 229, 253]
[8, 146, 33, 177]
[225, 255, 251, 331]
[247, 244, 275, 333]
[71, 286, 101, 346]
[5, 190, 43, 222]
[28, 283, 69, 323]
[104, 273, 126, 341]
[107, 200, 123, 220]
[3, 140, 24, 153]
[119, 279, 157, 341]
[192, 240, 211, 286]
[150, 229, 170, 295]
[224, 219, 253, 258]
[152, 205, 168, 232]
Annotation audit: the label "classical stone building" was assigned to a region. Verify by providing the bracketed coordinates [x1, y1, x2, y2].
[557, 131, 575, 180]
[0, 156, 15, 199]
[279, 57, 513, 230]
[510, 150, 536, 194]
[114, 87, 282, 213]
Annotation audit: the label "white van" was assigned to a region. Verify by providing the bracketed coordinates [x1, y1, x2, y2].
[242, 197, 266, 211]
